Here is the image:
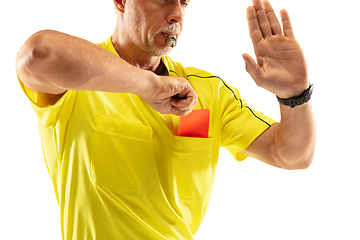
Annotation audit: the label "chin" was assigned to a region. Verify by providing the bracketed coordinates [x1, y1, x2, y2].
[146, 45, 173, 56]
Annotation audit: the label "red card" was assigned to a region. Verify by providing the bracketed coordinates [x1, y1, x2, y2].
[178, 109, 210, 138]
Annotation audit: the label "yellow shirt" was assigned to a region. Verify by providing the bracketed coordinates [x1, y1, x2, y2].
[19, 36, 276, 240]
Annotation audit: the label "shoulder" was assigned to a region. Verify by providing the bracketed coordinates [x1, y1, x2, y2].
[184, 67, 241, 104]
[162, 55, 224, 85]
[163, 55, 240, 99]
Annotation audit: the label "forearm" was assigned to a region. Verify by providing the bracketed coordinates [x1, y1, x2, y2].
[16, 30, 155, 95]
[273, 102, 316, 169]
[16, 30, 198, 116]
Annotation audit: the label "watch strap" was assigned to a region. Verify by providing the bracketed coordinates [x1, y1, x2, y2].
[277, 84, 314, 108]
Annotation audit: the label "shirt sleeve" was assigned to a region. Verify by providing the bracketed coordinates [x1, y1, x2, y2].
[219, 81, 277, 161]
[18, 76, 77, 127]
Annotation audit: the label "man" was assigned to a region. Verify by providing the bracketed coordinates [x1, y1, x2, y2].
[15, 0, 315, 239]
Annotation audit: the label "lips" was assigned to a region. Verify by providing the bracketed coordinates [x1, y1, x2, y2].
[164, 32, 177, 40]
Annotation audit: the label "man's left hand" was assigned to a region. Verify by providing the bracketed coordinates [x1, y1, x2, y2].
[243, 0, 308, 99]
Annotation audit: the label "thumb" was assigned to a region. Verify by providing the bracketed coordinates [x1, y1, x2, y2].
[242, 53, 262, 81]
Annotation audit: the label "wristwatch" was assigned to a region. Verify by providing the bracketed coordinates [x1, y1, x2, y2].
[277, 83, 314, 108]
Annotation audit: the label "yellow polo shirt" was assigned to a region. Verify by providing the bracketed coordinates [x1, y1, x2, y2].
[19, 36, 276, 240]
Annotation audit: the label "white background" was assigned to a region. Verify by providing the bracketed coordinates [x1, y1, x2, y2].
[1, 0, 359, 239]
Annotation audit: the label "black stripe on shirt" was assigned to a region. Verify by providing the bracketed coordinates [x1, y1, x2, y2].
[245, 106, 271, 127]
[186, 74, 243, 108]
[169, 70, 179, 77]
[171, 72, 271, 127]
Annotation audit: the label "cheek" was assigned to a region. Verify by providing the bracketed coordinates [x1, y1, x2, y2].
[124, 3, 147, 29]
[124, 13, 147, 40]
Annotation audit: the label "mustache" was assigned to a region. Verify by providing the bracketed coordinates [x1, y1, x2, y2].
[155, 25, 181, 36]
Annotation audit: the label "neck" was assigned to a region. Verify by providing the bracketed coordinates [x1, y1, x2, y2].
[112, 28, 163, 75]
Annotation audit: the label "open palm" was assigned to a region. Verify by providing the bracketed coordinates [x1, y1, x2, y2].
[243, 0, 308, 99]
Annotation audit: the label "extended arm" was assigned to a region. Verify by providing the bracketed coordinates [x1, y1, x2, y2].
[240, 0, 315, 169]
[16, 30, 197, 115]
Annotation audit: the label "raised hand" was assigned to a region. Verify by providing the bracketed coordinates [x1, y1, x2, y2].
[243, 0, 309, 99]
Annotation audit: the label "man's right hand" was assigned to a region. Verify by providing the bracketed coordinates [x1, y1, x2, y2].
[137, 75, 198, 116]
[16, 30, 197, 116]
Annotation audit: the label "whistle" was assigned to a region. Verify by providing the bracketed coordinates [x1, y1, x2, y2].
[165, 36, 177, 48]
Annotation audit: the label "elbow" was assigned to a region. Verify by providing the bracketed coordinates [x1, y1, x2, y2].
[16, 30, 54, 77]
[279, 151, 314, 170]
[300, 152, 315, 169]
[286, 156, 313, 170]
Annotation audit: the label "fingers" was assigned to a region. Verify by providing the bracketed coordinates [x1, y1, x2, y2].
[280, 9, 295, 38]
[247, 0, 293, 43]
[242, 53, 263, 83]
[247, 6, 263, 45]
[150, 77, 198, 116]
[171, 97, 197, 116]
[263, 0, 282, 35]
[252, 0, 272, 39]
[170, 82, 198, 115]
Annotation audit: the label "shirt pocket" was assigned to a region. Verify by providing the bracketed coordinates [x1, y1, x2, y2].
[90, 115, 154, 193]
[170, 135, 213, 200]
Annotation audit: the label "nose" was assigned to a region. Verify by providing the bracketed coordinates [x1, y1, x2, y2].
[167, 2, 185, 24]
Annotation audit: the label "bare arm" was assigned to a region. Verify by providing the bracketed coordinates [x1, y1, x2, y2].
[240, 0, 315, 169]
[16, 30, 197, 115]
[242, 104, 315, 169]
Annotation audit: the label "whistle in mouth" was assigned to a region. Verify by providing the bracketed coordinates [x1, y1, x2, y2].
[165, 36, 177, 48]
